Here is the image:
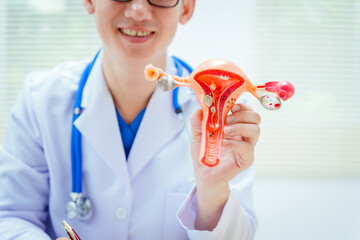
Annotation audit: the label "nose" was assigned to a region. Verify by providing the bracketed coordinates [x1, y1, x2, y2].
[124, 0, 152, 22]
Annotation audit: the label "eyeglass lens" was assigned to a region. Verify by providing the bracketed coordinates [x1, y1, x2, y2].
[113, 0, 179, 8]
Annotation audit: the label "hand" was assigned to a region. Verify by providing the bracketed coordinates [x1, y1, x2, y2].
[190, 103, 261, 230]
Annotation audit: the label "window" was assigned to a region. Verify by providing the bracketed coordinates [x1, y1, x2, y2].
[251, 0, 360, 176]
[0, 0, 101, 140]
[1, 0, 359, 176]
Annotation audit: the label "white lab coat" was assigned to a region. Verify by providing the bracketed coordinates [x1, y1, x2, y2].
[0, 51, 257, 240]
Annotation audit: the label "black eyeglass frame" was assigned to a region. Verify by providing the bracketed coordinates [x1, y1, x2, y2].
[113, 0, 180, 8]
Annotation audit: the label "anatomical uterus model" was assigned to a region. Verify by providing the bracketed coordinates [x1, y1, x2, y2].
[145, 59, 294, 167]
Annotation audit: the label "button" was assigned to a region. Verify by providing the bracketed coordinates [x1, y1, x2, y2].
[115, 208, 127, 220]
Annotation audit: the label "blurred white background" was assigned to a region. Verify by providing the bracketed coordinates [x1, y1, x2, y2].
[0, 0, 359, 239]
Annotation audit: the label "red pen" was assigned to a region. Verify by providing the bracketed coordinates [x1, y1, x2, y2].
[62, 220, 81, 240]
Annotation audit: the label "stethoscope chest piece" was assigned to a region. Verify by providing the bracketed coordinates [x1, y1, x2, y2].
[65, 193, 92, 221]
[66, 51, 191, 222]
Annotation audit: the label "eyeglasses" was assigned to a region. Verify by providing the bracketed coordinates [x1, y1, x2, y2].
[113, 0, 180, 8]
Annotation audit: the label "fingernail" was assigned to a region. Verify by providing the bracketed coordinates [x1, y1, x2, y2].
[224, 126, 233, 134]
[226, 115, 234, 124]
[232, 104, 240, 112]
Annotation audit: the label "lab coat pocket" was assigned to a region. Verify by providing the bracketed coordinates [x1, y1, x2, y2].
[163, 192, 188, 240]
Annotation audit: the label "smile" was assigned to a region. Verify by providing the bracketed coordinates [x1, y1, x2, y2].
[119, 28, 154, 37]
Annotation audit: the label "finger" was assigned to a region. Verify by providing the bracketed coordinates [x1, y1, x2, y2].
[226, 110, 261, 125]
[223, 123, 260, 146]
[56, 238, 71, 240]
[231, 103, 254, 113]
[222, 139, 255, 168]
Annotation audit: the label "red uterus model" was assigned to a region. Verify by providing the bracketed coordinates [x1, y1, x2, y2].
[145, 59, 294, 167]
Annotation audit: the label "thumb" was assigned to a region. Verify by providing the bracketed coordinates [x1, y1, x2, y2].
[190, 109, 203, 136]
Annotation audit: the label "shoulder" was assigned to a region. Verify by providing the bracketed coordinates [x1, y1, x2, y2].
[19, 59, 91, 121]
[24, 60, 89, 96]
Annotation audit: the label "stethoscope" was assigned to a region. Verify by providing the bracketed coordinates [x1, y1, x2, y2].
[65, 50, 193, 221]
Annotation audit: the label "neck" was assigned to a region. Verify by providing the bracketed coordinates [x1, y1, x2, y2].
[102, 49, 167, 124]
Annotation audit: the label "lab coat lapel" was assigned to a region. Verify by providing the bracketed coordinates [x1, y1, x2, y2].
[73, 52, 129, 180]
[127, 87, 182, 179]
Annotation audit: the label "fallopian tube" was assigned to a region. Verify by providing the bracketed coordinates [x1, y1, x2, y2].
[145, 59, 295, 167]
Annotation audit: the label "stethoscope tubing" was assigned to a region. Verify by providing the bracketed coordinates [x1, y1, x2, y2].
[71, 50, 101, 194]
[71, 50, 193, 195]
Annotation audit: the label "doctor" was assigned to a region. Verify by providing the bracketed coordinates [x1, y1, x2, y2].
[0, 0, 261, 239]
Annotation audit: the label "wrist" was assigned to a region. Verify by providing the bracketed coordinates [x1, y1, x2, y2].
[196, 181, 229, 200]
[194, 182, 230, 230]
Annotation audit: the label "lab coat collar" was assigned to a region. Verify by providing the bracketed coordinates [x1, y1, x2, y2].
[80, 50, 107, 109]
[127, 87, 182, 179]
[127, 55, 194, 179]
[74, 51, 193, 180]
[74, 50, 129, 182]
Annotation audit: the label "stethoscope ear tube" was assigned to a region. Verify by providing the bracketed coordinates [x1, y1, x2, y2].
[67, 51, 192, 221]
[172, 56, 193, 138]
[71, 50, 101, 194]
[172, 56, 193, 75]
[67, 50, 101, 221]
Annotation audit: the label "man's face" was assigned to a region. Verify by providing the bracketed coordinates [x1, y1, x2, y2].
[85, 0, 194, 65]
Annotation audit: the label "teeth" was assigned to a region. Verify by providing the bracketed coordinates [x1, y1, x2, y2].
[121, 28, 151, 37]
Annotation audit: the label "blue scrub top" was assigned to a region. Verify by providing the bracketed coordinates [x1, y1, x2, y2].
[115, 107, 146, 159]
